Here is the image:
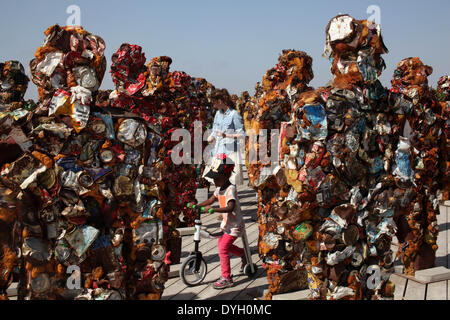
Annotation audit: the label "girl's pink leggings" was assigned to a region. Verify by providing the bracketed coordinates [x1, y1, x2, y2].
[217, 233, 244, 280]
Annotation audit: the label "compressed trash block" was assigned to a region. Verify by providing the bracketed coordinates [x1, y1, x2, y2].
[248, 15, 409, 300]
[102, 45, 216, 299]
[389, 57, 445, 275]
[298, 14, 396, 300]
[0, 60, 34, 300]
[1, 30, 217, 300]
[244, 49, 315, 298]
[435, 76, 449, 201]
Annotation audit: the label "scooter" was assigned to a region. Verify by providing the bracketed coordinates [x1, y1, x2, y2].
[179, 203, 257, 286]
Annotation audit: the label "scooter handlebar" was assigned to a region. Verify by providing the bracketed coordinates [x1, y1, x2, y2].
[186, 203, 214, 214]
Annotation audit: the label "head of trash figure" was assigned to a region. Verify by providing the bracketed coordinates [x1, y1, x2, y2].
[323, 14, 388, 88]
[392, 57, 433, 88]
[148, 56, 172, 78]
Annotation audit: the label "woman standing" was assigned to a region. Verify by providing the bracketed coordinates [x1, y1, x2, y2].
[204, 88, 245, 186]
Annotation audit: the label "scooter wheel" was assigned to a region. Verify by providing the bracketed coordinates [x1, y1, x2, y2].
[243, 263, 258, 277]
[180, 255, 207, 286]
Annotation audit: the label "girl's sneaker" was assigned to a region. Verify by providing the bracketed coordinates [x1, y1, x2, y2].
[213, 277, 233, 289]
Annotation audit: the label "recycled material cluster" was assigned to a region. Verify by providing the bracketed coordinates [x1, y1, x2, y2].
[244, 15, 448, 300]
[0, 25, 215, 300]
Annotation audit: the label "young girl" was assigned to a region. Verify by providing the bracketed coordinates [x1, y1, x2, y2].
[195, 154, 246, 289]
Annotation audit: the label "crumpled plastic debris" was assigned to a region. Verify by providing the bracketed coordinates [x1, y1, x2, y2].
[235, 91, 251, 116]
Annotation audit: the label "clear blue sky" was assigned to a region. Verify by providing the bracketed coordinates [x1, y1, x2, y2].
[1, 0, 449, 101]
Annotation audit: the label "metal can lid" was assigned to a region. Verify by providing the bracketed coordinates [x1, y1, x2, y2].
[342, 224, 359, 246]
[285, 241, 293, 251]
[99, 149, 114, 163]
[31, 273, 51, 294]
[92, 120, 106, 135]
[55, 243, 72, 263]
[151, 244, 166, 261]
[78, 172, 94, 188]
